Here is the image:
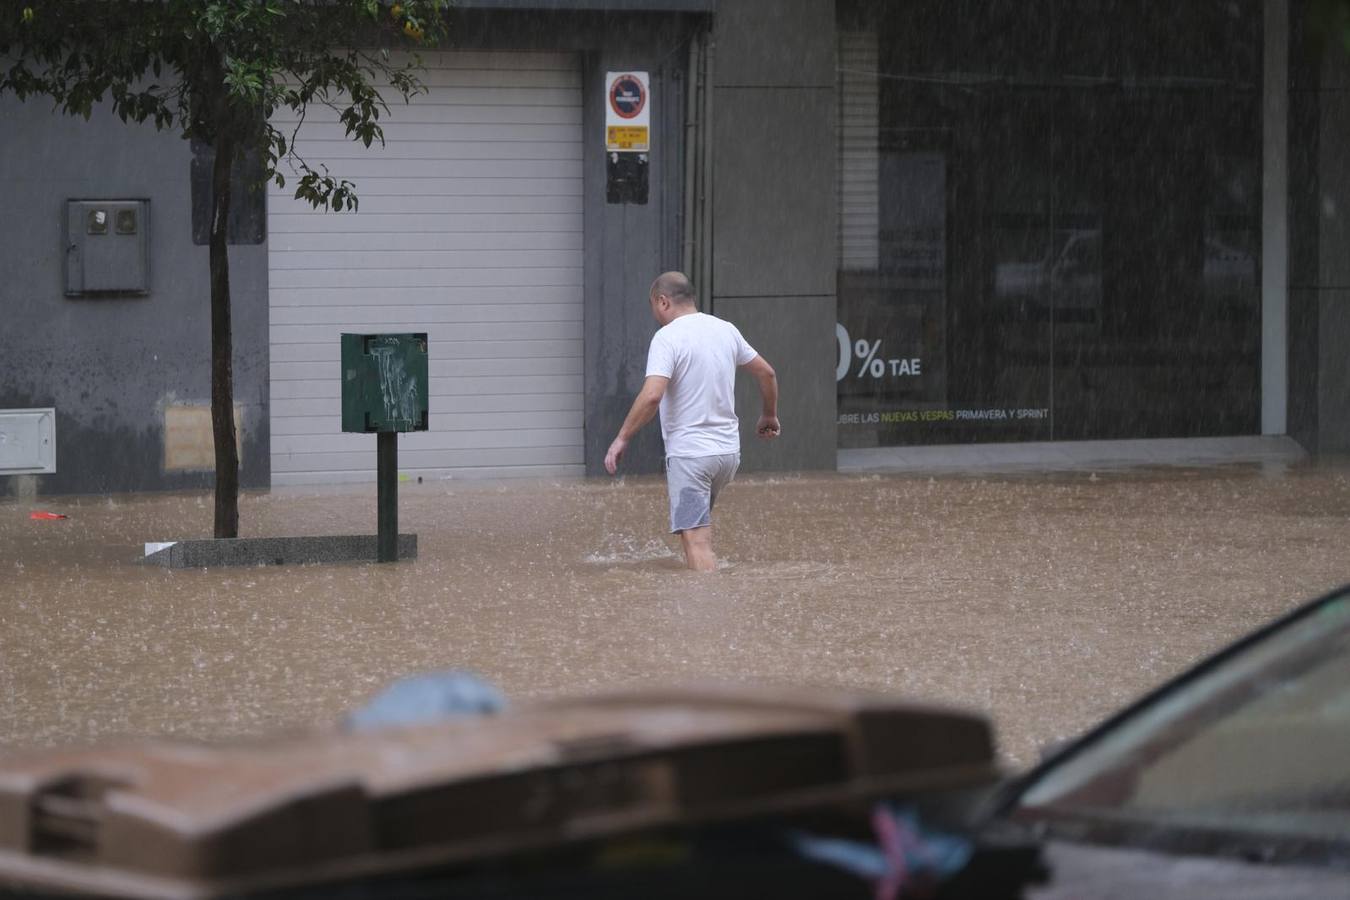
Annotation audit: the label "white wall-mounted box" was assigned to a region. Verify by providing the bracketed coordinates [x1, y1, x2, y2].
[0, 408, 56, 474]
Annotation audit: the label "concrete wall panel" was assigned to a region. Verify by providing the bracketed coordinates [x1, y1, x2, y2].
[1316, 91, 1350, 290]
[1287, 288, 1320, 450]
[1318, 290, 1350, 451]
[710, 87, 837, 300]
[719, 295, 837, 471]
[1287, 3, 1350, 455]
[708, 0, 837, 471]
[712, 0, 835, 87]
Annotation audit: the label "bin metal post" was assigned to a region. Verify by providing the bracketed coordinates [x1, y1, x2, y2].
[377, 431, 398, 563]
[341, 333, 427, 564]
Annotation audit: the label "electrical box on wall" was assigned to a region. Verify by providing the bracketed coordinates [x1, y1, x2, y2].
[65, 199, 150, 295]
[0, 408, 56, 474]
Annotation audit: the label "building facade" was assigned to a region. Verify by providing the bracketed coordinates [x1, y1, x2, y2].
[1, 0, 1346, 494]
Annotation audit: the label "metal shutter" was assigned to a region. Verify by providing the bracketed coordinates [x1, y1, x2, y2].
[267, 51, 583, 484]
[838, 31, 879, 271]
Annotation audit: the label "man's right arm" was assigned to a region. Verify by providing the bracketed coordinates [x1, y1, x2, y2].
[741, 355, 780, 439]
[605, 374, 669, 475]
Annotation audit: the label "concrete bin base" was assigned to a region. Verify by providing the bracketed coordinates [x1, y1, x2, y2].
[143, 535, 418, 568]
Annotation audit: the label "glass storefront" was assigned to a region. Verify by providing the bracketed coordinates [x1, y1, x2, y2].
[836, 0, 1263, 447]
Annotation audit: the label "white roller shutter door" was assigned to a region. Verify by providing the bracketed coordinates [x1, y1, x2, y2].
[268, 51, 583, 484]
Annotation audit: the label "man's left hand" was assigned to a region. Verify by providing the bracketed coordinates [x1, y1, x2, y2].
[604, 436, 629, 475]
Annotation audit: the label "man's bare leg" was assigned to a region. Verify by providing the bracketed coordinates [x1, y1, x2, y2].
[679, 526, 717, 572]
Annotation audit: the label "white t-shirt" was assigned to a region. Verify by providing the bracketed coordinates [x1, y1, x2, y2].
[645, 312, 758, 458]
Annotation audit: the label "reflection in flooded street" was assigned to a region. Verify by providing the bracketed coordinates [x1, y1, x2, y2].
[3, 465, 1349, 764]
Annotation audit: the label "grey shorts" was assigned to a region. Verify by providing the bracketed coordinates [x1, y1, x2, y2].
[666, 453, 740, 533]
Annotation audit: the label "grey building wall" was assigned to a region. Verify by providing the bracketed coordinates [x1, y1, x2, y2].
[461, 3, 840, 477]
[1288, 10, 1350, 456]
[466, 3, 839, 477]
[2, 9, 699, 493]
[0, 99, 270, 496]
[711, 0, 838, 472]
[1288, 22, 1320, 453]
[11, 4, 1335, 491]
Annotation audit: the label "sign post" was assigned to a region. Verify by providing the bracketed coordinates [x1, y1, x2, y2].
[341, 333, 429, 562]
[377, 432, 398, 563]
[605, 71, 651, 204]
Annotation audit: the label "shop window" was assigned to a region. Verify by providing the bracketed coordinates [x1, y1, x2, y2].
[835, 0, 1261, 447]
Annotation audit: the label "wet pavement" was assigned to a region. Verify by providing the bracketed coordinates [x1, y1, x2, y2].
[2, 463, 1349, 765]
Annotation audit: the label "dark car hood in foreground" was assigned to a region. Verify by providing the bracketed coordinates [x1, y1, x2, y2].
[0, 684, 999, 899]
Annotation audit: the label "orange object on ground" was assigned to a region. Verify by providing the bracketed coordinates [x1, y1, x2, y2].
[29, 511, 67, 520]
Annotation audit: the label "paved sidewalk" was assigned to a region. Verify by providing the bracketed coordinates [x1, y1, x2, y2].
[839, 436, 1307, 474]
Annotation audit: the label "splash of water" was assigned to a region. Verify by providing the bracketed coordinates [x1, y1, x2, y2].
[583, 534, 678, 565]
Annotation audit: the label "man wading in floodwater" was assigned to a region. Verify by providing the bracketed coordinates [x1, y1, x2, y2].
[604, 272, 780, 572]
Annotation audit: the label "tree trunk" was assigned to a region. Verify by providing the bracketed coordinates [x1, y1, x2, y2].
[209, 129, 239, 539]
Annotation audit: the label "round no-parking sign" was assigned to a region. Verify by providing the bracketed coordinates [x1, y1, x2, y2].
[609, 74, 646, 119]
[605, 71, 650, 151]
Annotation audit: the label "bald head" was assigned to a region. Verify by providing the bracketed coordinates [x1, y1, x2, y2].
[650, 271, 696, 307]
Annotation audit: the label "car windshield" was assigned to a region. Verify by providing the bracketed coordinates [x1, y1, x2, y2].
[1012, 589, 1350, 855]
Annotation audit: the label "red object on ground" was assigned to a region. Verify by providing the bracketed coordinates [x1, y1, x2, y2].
[29, 511, 68, 520]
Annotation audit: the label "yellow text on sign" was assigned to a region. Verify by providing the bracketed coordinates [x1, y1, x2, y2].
[607, 126, 649, 151]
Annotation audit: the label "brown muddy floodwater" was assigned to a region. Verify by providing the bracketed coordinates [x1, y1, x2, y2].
[2, 465, 1349, 766]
